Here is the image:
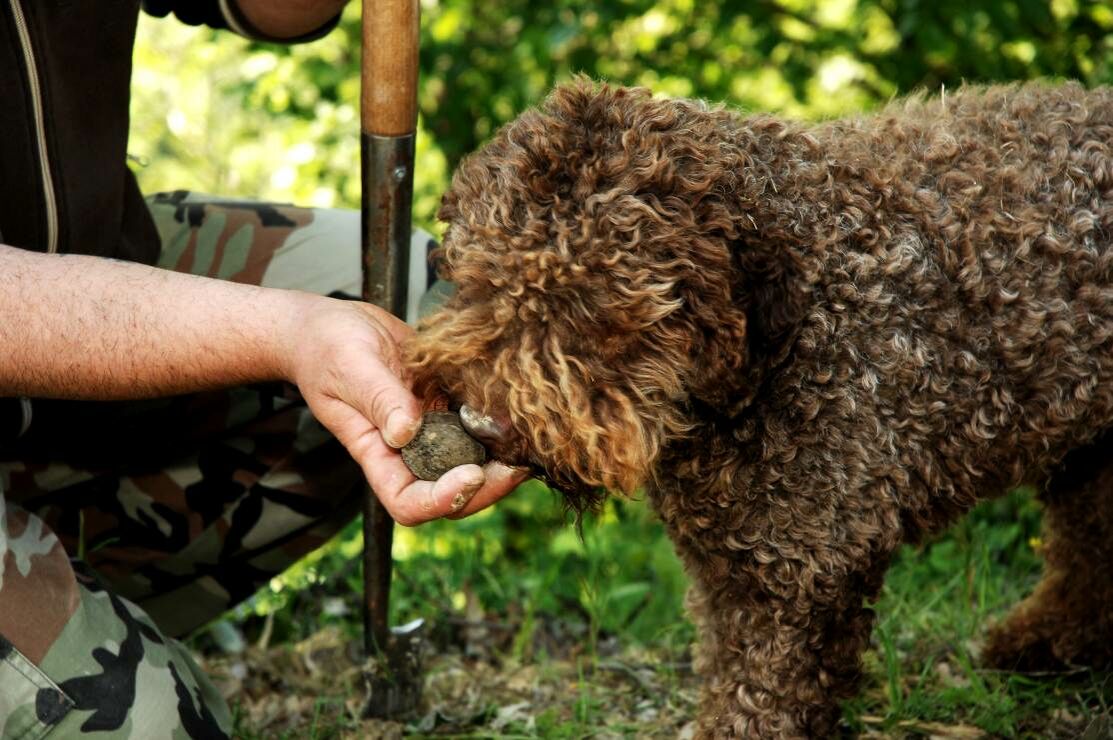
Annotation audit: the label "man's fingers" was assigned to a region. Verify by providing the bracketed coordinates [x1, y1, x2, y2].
[446, 462, 529, 519]
[425, 464, 487, 518]
[389, 465, 487, 526]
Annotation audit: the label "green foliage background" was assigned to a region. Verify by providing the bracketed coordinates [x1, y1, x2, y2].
[131, 0, 1113, 237]
[130, 2, 1113, 733]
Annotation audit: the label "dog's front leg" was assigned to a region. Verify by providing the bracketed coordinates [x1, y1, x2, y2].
[680, 543, 890, 739]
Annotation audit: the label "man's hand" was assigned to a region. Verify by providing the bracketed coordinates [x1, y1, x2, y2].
[0, 244, 526, 525]
[285, 299, 526, 525]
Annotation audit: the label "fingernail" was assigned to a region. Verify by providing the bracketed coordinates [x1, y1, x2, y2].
[450, 478, 483, 513]
[385, 409, 419, 448]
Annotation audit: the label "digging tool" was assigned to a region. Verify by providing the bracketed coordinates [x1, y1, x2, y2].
[360, 0, 424, 720]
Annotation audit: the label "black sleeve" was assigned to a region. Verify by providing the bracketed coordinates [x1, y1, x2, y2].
[141, 0, 341, 43]
[0, 398, 31, 444]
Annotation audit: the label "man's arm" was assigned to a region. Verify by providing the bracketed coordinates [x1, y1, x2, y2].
[0, 244, 305, 400]
[0, 244, 524, 524]
[233, 0, 348, 39]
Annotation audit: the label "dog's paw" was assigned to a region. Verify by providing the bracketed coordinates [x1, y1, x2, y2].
[982, 616, 1113, 672]
[981, 623, 1065, 672]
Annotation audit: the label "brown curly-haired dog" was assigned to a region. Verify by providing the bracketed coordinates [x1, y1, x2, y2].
[406, 79, 1113, 737]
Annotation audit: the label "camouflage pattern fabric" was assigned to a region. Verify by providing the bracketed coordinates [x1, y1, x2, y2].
[0, 192, 435, 738]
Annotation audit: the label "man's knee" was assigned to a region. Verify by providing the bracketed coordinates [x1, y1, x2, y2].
[145, 191, 441, 324]
[0, 498, 232, 738]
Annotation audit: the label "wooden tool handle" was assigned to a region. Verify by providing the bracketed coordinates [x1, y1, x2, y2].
[362, 0, 419, 137]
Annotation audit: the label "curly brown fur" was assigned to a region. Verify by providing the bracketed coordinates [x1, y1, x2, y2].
[406, 79, 1113, 737]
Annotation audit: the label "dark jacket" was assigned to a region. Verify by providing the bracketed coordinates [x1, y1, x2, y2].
[0, 0, 338, 441]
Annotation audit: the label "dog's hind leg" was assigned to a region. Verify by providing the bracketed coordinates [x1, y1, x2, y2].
[982, 430, 1113, 671]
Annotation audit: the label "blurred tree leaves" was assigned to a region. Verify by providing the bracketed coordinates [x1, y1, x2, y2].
[131, 0, 1113, 235]
[410, 0, 1112, 169]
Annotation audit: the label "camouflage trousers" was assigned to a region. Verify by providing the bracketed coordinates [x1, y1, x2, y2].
[0, 192, 436, 739]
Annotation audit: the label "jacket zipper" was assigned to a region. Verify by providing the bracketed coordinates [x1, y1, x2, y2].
[8, 0, 59, 254]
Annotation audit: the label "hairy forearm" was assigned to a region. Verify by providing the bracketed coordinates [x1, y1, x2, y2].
[235, 0, 348, 38]
[0, 244, 309, 400]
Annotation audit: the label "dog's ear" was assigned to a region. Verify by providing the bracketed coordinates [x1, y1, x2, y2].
[499, 333, 681, 497]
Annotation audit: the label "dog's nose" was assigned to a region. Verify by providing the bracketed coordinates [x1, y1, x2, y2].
[459, 405, 512, 444]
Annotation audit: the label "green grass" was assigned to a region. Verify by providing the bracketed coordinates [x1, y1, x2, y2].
[206, 485, 1112, 738]
[843, 490, 1112, 738]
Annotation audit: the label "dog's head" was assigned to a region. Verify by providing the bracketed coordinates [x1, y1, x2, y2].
[406, 80, 784, 510]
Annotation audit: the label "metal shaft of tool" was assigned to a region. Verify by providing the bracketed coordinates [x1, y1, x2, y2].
[361, 0, 419, 657]
[361, 133, 414, 655]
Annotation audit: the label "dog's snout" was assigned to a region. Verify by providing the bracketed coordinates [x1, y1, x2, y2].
[459, 405, 512, 444]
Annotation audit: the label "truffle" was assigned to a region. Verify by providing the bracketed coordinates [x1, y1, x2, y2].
[401, 411, 488, 480]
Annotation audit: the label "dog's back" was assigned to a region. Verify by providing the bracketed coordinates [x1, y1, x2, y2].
[753, 83, 1113, 523]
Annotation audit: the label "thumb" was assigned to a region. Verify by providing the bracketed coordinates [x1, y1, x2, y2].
[347, 354, 422, 448]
